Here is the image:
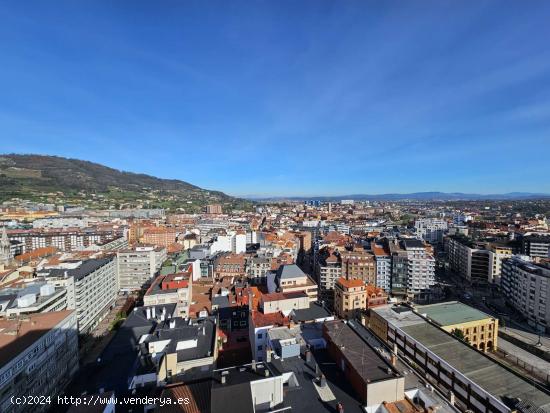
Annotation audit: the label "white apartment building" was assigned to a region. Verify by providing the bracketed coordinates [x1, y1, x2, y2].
[209, 232, 246, 255]
[41, 257, 119, 333]
[117, 246, 167, 291]
[415, 218, 448, 244]
[501, 256, 550, 333]
[402, 239, 436, 297]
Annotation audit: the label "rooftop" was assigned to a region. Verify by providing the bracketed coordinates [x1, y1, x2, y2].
[416, 301, 494, 326]
[0, 310, 74, 369]
[324, 320, 400, 383]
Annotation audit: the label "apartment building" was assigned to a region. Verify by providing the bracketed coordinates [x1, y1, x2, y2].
[416, 301, 499, 351]
[415, 218, 448, 244]
[522, 235, 550, 258]
[141, 226, 178, 248]
[272, 264, 318, 303]
[388, 238, 435, 300]
[246, 256, 271, 281]
[41, 257, 118, 333]
[7, 227, 124, 253]
[214, 253, 246, 278]
[316, 249, 341, 304]
[334, 277, 366, 319]
[0, 311, 79, 413]
[372, 242, 391, 292]
[117, 246, 167, 291]
[501, 256, 550, 333]
[340, 248, 376, 285]
[447, 236, 511, 285]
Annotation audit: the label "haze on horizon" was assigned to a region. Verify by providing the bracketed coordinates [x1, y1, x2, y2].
[1, 1, 550, 197]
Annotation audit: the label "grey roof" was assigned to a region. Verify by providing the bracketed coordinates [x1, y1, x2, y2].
[153, 317, 216, 363]
[276, 264, 306, 280]
[291, 302, 331, 322]
[401, 238, 425, 249]
[45, 257, 114, 281]
[324, 321, 400, 383]
[400, 321, 550, 412]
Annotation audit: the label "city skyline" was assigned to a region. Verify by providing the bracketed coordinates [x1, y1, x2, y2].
[2, 1, 550, 196]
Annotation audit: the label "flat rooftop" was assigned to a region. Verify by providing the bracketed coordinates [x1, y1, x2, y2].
[416, 301, 494, 326]
[0, 310, 74, 369]
[400, 319, 550, 412]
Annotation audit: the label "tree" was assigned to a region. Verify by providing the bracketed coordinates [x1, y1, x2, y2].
[451, 328, 469, 343]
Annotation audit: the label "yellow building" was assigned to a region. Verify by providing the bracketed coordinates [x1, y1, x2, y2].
[416, 301, 498, 351]
[334, 277, 367, 319]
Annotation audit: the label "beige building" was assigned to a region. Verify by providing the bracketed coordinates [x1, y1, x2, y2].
[260, 291, 310, 315]
[416, 301, 498, 351]
[334, 277, 367, 319]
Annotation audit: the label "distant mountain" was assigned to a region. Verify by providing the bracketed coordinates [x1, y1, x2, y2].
[0, 154, 251, 212]
[249, 191, 550, 202]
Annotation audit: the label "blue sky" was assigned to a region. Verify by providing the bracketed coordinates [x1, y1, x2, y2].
[1, 1, 550, 197]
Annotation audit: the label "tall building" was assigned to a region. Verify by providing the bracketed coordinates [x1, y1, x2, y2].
[501, 256, 550, 333]
[415, 218, 448, 244]
[0, 311, 79, 413]
[372, 242, 391, 292]
[117, 246, 167, 291]
[340, 248, 376, 285]
[388, 238, 435, 301]
[446, 236, 511, 285]
[522, 235, 550, 258]
[334, 277, 366, 319]
[39, 257, 118, 333]
[316, 249, 341, 304]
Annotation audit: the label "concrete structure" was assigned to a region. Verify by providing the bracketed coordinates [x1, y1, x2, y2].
[415, 218, 448, 244]
[0, 282, 67, 318]
[117, 246, 167, 291]
[522, 235, 550, 258]
[334, 277, 367, 319]
[341, 248, 376, 285]
[372, 242, 392, 292]
[447, 237, 512, 286]
[7, 227, 124, 252]
[369, 305, 550, 413]
[40, 257, 118, 333]
[0, 311, 79, 413]
[416, 301, 499, 351]
[260, 291, 310, 315]
[501, 256, 550, 333]
[389, 238, 435, 300]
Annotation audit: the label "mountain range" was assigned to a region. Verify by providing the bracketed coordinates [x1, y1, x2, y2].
[248, 192, 550, 202]
[0, 154, 250, 212]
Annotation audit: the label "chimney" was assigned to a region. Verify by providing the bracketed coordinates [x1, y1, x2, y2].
[305, 350, 312, 363]
[221, 375, 226, 384]
[169, 320, 176, 329]
[390, 354, 397, 366]
[146, 307, 151, 320]
[264, 369, 269, 377]
[320, 374, 327, 388]
[152, 307, 156, 318]
[251, 359, 256, 371]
